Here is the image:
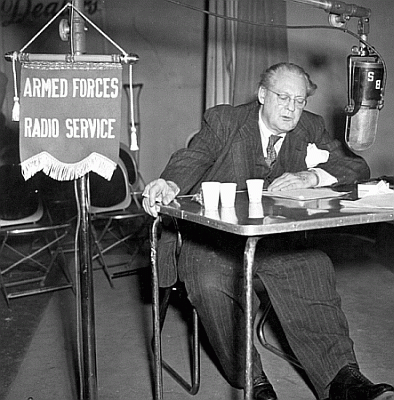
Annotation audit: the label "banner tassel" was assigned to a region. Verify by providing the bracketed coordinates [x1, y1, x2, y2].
[12, 96, 20, 122]
[11, 53, 20, 122]
[130, 126, 138, 151]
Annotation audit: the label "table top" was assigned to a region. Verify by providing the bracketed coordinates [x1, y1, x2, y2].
[158, 189, 394, 236]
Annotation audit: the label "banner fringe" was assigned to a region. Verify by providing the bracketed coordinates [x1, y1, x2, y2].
[21, 151, 117, 181]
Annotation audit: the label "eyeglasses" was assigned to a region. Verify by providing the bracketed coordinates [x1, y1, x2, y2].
[266, 87, 307, 109]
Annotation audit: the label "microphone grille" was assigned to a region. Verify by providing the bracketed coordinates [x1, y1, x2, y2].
[345, 107, 379, 152]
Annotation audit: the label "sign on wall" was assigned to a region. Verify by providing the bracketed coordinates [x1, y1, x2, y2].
[20, 61, 122, 181]
[1, 0, 101, 26]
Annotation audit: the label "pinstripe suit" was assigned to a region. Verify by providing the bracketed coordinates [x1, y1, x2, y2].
[158, 101, 370, 399]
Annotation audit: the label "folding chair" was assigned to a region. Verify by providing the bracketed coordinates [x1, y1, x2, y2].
[89, 143, 148, 286]
[0, 165, 73, 306]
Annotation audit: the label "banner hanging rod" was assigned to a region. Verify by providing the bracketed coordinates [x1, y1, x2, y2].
[4, 51, 139, 65]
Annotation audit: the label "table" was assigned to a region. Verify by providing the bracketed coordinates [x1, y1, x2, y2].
[150, 189, 394, 400]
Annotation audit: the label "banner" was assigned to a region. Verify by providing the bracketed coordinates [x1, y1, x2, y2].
[19, 61, 122, 181]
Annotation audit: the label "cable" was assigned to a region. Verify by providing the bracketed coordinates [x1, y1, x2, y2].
[161, 0, 378, 53]
[162, 0, 387, 99]
[163, 0, 341, 30]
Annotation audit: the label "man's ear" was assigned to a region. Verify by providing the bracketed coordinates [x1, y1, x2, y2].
[257, 86, 266, 104]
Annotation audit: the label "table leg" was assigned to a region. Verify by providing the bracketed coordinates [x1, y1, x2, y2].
[151, 217, 163, 400]
[244, 236, 261, 400]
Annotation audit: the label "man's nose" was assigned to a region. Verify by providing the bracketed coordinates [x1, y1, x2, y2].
[286, 98, 296, 111]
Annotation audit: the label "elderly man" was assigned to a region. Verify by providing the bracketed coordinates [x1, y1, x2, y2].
[143, 63, 394, 400]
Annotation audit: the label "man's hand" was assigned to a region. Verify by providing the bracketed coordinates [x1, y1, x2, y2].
[267, 171, 319, 191]
[142, 178, 180, 217]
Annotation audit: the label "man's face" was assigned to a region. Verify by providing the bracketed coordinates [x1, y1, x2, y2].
[258, 70, 307, 134]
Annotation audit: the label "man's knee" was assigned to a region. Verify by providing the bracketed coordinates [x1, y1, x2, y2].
[184, 268, 233, 307]
[256, 248, 333, 275]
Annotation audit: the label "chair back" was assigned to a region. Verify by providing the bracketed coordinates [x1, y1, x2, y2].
[119, 142, 139, 187]
[0, 200, 43, 228]
[0, 164, 42, 227]
[89, 157, 132, 214]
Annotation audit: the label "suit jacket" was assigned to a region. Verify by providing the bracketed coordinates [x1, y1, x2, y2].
[158, 101, 370, 286]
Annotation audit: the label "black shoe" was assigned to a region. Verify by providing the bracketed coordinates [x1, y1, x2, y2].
[329, 364, 394, 400]
[253, 372, 278, 400]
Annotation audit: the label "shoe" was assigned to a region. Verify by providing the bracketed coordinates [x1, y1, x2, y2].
[253, 372, 278, 400]
[329, 364, 394, 400]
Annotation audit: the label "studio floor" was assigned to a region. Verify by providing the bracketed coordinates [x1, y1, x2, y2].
[1, 224, 394, 400]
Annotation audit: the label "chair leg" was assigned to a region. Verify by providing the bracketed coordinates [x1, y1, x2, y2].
[152, 286, 201, 397]
[0, 263, 10, 307]
[90, 224, 114, 287]
[0, 227, 74, 305]
[0, 235, 10, 306]
[91, 215, 147, 283]
[256, 300, 303, 370]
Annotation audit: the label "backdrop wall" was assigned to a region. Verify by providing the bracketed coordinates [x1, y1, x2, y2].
[1, 0, 393, 184]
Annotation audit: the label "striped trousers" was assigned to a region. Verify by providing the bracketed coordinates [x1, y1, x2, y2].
[176, 226, 357, 399]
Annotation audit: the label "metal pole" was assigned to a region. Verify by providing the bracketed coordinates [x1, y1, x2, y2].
[243, 237, 261, 400]
[77, 177, 97, 400]
[71, 0, 98, 399]
[151, 217, 163, 400]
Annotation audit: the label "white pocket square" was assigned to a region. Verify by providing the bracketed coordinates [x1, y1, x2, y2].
[305, 143, 329, 168]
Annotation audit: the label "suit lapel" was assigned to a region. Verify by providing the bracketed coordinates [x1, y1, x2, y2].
[237, 104, 266, 166]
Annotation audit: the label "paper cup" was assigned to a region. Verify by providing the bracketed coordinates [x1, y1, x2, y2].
[248, 202, 264, 218]
[246, 179, 264, 203]
[201, 181, 221, 210]
[220, 207, 238, 224]
[204, 209, 220, 219]
[220, 182, 237, 207]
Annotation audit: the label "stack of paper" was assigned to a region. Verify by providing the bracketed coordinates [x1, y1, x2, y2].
[261, 188, 348, 201]
[341, 193, 394, 209]
[341, 181, 394, 209]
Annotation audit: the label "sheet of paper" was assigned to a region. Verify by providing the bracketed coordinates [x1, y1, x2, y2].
[340, 193, 394, 209]
[261, 188, 349, 201]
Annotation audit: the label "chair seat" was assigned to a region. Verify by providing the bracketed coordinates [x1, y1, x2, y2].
[0, 201, 73, 306]
[92, 206, 145, 221]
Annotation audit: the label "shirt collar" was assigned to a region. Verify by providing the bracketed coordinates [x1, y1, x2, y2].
[258, 107, 286, 144]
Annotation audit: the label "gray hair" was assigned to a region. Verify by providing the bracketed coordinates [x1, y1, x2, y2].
[259, 62, 317, 97]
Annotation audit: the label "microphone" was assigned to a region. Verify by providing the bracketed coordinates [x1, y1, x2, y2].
[345, 55, 385, 152]
[288, 0, 370, 18]
[326, 1, 370, 18]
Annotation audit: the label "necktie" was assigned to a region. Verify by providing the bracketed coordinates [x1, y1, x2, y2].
[265, 134, 281, 167]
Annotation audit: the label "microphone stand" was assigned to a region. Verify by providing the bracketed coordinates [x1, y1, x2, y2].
[71, 1, 98, 399]
[67, 5, 137, 398]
